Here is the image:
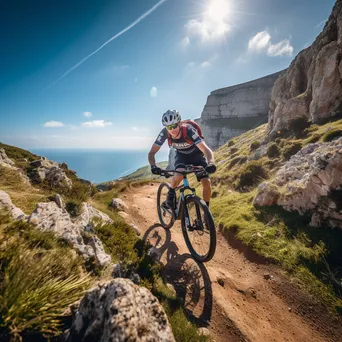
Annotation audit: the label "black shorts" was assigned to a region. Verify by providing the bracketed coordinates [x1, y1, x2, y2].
[174, 151, 208, 181]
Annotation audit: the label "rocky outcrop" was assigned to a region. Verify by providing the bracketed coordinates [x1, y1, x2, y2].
[66, 278, 175, 342]
[198, 71, 283, 149]
[268, 0, 342, 136]
[253, 138, 342, 229]
[0, 190, 27, 220]
[111, 198, 128, 211]
[0, 148, 30, 183]
[0, 148, 16, 167]
[29, 157, 72, 188]
[28, 201, 111, 267]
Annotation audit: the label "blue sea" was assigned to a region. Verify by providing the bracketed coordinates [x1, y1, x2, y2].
[29, 149, 169, 184]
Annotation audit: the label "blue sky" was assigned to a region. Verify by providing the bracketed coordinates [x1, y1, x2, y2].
[0, 0, 336, 150]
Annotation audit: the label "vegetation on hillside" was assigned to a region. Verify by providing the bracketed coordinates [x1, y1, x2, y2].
[209, 118, 342, 313]
[0, 212, 91, 341]
[0, 142, 209, 342]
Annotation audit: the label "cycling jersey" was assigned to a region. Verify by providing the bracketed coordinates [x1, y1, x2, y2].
[154, 124, 203, 154]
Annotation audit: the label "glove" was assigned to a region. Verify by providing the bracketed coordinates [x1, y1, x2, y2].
[151, 165, 162, 175]
[205, 163, 217, 174]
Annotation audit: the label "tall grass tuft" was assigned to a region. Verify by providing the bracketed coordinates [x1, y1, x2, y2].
[0, 214, 91, 341]
[0, 246, 91, 341]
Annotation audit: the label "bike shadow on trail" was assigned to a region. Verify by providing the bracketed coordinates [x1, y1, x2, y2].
[143, 224, 213, 326]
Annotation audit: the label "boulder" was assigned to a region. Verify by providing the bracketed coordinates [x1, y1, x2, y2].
[66, 279, 175, 342]
[28, 201, 111, 267]
[0, 190, 26, 220]
[254, 138, 342, 229]
[54, 194, 65, 209]
[0, 148, 15, 167]
[29, 157, 72, 188]
[111, 198, 128, 211]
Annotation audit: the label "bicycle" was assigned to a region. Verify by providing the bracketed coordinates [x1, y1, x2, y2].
[156, 165, 216, 262]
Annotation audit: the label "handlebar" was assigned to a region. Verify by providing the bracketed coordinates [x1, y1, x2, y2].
[159, 165, 207, 178]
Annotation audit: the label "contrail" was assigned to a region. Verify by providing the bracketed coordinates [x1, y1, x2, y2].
[46, 0, 167, 90]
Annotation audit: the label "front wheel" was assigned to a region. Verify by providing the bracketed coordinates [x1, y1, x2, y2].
[157, 182, 175, 229]
[182, 195, 216, 262]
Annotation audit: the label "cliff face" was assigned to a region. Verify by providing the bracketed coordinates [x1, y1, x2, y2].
[269, 0, 342, 136]
[198, 71, 284, 149]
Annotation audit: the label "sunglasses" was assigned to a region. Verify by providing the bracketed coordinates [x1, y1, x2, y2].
[166, 123, 179, 130]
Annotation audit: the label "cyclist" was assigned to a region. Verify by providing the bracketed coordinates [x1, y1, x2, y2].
[148, 109, 217, 209]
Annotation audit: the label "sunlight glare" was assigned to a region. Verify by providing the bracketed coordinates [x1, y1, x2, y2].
[205, 0, 232, 22]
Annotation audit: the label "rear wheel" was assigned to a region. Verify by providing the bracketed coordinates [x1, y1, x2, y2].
[157, 182, 175, 229]
[182, 196, 216, 262]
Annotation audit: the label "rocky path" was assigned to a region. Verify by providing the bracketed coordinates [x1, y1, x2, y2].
[121, 183, 341, 342]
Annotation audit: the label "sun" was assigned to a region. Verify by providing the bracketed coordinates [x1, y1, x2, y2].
[205, 0, 232, 22]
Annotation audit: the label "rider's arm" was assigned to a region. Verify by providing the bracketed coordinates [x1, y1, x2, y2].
[148, 144, 161, 166]
[196, 141, 215, 164]
[149, 128, 167, 166]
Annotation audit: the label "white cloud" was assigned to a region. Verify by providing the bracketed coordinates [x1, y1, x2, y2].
[180, 36, 190, 48]
[132, 126, 149, 132]
[248, 31, 271, 51]
[44, 121, 64, 128]
[267, 40, 293, 57]
[82, 120, 112, 128]
[150, 87, 158, 98]
[201, 61, 211, 68]
[187, 61, 196, 68]
[83, 111, 92, 118]
[183, 0, 232, 44]
[248, 30, 293, 57]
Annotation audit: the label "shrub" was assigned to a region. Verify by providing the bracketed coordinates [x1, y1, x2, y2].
[227, 139, 235, 147]
[322, 129, 342, 142]
[237, 161, 268, 190]
[288, 117, 310, 138]
[250, 141, 261, 151]
[66, 200, 82, 217]
[230, 147, 238, 154]
[228, 156, 243, 169]
[282, 142, 302, 160]
[267, 143, 280, 158]
[0, 215, 90, 340]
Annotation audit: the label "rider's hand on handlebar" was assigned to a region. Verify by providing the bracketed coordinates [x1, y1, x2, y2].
[205, 163, 217, 174]
[151, 165, 162, 175]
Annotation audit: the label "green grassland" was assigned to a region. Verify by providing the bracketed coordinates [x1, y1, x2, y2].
[209, 118, 342, 313]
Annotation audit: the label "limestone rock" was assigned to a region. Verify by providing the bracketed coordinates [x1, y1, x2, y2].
[198, 71, 283, 149]
[54, 194, 65, 209]
[29, 157, 72, 188]
[0, 148, 15, 167]
[66, 279, 175, 342]
[0, 149, 30, 184]
[254, 138, 342, 229]
[111, 198, 127, 211]
[269, 0, 342, 136]
[0, 190, 26, 220]
[28, 201, 111, 267]
[253, 182, 280, 207]
[74, 203, 113, 229]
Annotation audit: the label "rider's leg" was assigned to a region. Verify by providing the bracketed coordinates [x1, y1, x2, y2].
[200, 177, 211, 206]
[166, 172, 183, 208]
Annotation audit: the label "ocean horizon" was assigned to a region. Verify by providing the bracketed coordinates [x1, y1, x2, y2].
[29, 148, 170, 184]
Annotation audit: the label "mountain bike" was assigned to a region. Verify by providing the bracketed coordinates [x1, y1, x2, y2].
[156, 165, 216, 262]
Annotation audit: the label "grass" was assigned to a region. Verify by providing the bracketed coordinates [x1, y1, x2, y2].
[0, 166, 48, 213]
[209, 118, 342, 313]
[0, 213, 91, 341]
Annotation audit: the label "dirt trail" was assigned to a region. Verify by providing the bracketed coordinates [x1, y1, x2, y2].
[121, 183, 341, 342]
